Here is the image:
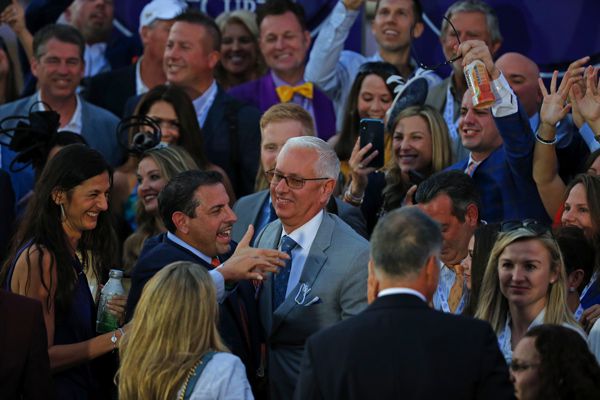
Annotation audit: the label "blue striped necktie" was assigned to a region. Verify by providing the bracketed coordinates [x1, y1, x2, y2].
[273, 235, 297, 309]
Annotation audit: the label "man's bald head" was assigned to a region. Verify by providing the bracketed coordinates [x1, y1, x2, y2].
[496, 52, 541, 117]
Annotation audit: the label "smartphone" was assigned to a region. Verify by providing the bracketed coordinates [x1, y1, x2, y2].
[0, 0, 11, 14]
[359, 118, 384, 169]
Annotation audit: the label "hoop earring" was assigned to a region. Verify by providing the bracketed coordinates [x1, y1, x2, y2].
[60, 204, 66, 222]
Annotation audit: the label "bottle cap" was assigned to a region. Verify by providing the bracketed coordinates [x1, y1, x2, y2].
[108, 269, 124, 279]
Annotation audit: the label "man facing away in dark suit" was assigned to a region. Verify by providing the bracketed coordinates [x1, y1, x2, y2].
[294, 207, 515, 400]
[253, 136, 370, 399]
[232, 102, 367, 243]
[127, 170, 288, 395]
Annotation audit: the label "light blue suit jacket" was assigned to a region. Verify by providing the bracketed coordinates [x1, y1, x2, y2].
[0, 95, 122, 204]
[254, 212, 369, 399]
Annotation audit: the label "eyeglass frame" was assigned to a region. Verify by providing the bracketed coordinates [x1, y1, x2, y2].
[264, 168, 330, 189]
[411, 16, 462, 71]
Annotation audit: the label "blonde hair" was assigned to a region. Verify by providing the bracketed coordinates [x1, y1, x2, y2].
[475, 229, 577, 333]
[255, 103, 316, 191]
[118, 261, 228, 399]
[122, 146, 198, 271]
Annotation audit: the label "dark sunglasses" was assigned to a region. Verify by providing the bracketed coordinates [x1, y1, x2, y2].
[411, 16, 462, 71]
[500, 219, 552, 236]
[358, 61, 400, 77]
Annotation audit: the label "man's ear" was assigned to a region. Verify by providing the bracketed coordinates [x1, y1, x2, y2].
[567, 269, 585, 291]
[412, 21, 424, 39]
[140, 26, 151, 46]
[171, 211, 189, 234]
[367, 260, 380, 304]
[423, 255, 440, 301]
[465, 203, 479, 228]
[208, 50, 221, 70]
[489, 40, 502, 57]
[303, 30, 311, 48]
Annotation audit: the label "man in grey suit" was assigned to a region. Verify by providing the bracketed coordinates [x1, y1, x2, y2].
[254, 136, 369, 399]
[232, 103, 367, 242]
[0, 24, 122, 204]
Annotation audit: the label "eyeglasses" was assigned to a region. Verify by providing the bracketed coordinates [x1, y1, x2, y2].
[264, 169, 329, 189]
[500, 219, 551, 236]
[411, 16, 462, 71]
[509, 360, 540, 372]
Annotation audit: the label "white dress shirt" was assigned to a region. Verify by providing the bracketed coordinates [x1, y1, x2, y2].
[378, 287, 426, 302]
[192, 80, 218, 128]
[280, 210, 324, 297]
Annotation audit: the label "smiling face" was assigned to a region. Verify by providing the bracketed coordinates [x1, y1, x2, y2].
[221, 21, 258, 76]
[393, 114, 433, 175]
[357, 74, 393, 120]
[561, 183, 595, 238]
[458, 91, 503, 160]
[32, 39, 84, 103]
[184, 183, 237, 257]
[137, 157, 167, 215]
[372, 0, 420, 53]
[259, 11, 310, 83]
[498, 239, 557, 312]
[164, 22, 219, 93]
[59, 171, 110, 238]
[146, 100, 180, 144]
[511, 336, 542, 400]
[271, 146, 334, 233]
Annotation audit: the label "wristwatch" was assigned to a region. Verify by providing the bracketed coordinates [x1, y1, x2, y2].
[111, 331, 118, 350]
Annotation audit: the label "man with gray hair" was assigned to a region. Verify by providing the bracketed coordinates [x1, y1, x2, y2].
[426, 0, 503, 160]
[254, 136, 369, 399]
[294, 207, 514, 399]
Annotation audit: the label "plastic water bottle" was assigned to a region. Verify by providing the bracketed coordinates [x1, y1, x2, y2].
[96, 269, 125, 333]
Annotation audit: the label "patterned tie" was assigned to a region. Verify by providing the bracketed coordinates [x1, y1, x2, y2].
[275, 82, 314, 102]
[447, 263, 464, 313]
[465, 160, 477, 177]
[273, 235, 297, 309]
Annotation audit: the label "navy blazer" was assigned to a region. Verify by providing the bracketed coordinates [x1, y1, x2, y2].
[448, 102, 549, 224]
[294, 294, 515, 400]
[127, 233, 262, 388]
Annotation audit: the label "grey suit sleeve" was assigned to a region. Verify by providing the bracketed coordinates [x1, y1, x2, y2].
[294, 337, 325, 400]
[339, 245, 369, 319]
[476, 323, 516, 400]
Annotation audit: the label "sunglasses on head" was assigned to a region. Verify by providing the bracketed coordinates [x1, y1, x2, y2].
[358, 61, 399, 77]
[500, 219, 552, 236]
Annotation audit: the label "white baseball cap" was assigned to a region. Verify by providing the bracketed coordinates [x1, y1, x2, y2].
[139, 0, 187, 31]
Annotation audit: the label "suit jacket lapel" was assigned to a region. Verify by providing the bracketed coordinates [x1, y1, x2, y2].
[271, 213, 334, 335]
[262, 73, 279, 110]
[257, 220, 283, 334]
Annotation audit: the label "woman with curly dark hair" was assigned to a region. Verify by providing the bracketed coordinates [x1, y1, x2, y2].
[511, 324, 600, 400]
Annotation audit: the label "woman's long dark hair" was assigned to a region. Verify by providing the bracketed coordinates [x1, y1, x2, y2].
[0, 37, 19, 104]
[1, 144, 118, 317]
[335, 62, 399, 162]
[526, 324, 600, 399]
[134, 84, 210, 169]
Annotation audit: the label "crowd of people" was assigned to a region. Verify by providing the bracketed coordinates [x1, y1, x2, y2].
[1, 0, 600, 399]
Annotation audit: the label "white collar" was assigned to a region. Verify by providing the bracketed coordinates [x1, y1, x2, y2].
[378, 288, 427, 302]
[135, 57, 149, 96]
[280, 209, 324, 251]
[166, 231, 212, 265]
